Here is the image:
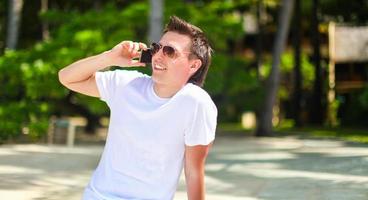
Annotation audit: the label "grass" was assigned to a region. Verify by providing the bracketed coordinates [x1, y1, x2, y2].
[218, 123, 368, 144]
[216, 123, 253, 136]
[277, 126, 368, 144]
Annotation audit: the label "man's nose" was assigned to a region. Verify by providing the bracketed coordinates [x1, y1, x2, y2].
[153, 48, 165, 60]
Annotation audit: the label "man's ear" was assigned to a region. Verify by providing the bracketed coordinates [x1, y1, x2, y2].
[189, 59, 202, 75]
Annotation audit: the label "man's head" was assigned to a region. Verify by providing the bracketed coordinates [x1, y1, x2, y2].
[151, 16, 212, 88]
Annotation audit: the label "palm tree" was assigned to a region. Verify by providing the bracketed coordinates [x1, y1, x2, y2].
[6, 0, 23, 50]
[292, 0, 302, 127]
[255, 0, 294, 136]
[149, 0, 163, 43]
[309, 0, 324, 124]
[41, 0, 49, 40]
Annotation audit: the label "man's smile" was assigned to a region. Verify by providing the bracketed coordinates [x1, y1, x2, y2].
[153, 62, 168, 71]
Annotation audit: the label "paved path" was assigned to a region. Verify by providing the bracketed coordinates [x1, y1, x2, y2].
[1, 136, 368, 200]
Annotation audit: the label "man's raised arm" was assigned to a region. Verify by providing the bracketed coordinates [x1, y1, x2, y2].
[58, 41, 146, 97]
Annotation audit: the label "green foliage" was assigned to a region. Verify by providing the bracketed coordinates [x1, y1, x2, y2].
[280, 51, 315, 89]
[328, 99, 340, 127]
[278, 126, 368, 144]
[320, 0, 368, 24]
[339, 87, 368, 127]
[0, 2, 150, 141]
[359, 86, 368, 109]
[0, 1, 258, 141]
[206, 53, 262, 121]
[2, 0, 368, 142]
[165, 0, 244, 52]
[259, 51, 315, 101]
[7, 0, 360, 139]
[164, 1, 263, 121]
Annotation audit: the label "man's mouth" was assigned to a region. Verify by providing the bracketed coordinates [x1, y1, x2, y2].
[153, 63, 167, 71]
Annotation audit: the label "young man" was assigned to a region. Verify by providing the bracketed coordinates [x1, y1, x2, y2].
[58, 16, 217, 200]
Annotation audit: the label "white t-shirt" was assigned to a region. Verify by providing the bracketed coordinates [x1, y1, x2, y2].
[82, 70, 217, 200]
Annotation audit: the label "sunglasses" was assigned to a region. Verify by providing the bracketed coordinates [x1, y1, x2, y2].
[150, 42, 190, 59]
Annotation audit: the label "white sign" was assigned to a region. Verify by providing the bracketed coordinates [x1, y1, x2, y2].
[330, 24, 368, 63]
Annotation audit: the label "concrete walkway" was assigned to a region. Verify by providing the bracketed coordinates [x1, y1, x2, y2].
[1, 136, 368, 200]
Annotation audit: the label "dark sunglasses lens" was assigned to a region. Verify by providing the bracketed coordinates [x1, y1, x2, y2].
[163, 46, 175, 58]
[151, 43, 161, 54]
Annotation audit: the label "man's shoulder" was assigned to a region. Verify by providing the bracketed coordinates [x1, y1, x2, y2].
[180, 84, 215, 105]
[179, 84, 218, 120]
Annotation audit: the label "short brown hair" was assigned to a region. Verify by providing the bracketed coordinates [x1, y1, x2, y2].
[163, 16, 213, 87]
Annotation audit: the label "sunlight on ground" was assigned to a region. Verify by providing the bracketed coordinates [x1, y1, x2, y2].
[216, 152, 297, 160]
[1, 137, 368, 200]
[0, 165, 43, 174]
[226, 163, 368, 183]
[2, 144, 103, 155]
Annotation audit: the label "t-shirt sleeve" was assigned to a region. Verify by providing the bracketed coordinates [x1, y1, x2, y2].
[184, 100, 218, 146]
[95, 70, 143, 104]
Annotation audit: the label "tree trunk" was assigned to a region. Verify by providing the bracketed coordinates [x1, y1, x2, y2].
[309, 0, 324, 124]
[93, 0, 102, 11]
[292, 0, 302, 127]
[41, 0, 50, 41]
[6, 0, 23, 50]
[149, 0, 163, 43]
[255, 0, 265, 80]
[255, 0, 294, 137]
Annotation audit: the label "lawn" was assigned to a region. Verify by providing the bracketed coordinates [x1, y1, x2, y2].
[217, 123, 368, 144]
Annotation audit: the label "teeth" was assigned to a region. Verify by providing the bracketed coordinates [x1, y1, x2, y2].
[155, 64, 167, 70]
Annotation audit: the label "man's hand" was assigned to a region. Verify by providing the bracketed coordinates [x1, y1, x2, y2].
[106, 41, 147, 67]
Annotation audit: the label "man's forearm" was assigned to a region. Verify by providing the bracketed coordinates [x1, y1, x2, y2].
[185, 144, 212, 200]
[186, 172, 205, 200]
[58, 51, 112, 84]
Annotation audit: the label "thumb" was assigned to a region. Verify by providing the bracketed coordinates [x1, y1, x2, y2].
[129, 60, 146, 67]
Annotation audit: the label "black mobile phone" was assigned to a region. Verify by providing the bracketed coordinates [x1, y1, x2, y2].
[139, 49, 152, 64]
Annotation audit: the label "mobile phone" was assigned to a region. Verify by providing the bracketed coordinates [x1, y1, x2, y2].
[139, 49, 152, 64]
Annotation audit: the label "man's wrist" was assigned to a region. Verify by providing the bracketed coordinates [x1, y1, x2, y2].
[98, 50, 115, 67]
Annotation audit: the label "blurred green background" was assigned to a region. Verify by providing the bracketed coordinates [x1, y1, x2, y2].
[0, 0, 367, 143]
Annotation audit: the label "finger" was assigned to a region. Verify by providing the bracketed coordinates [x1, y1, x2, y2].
[119, 41, 132, 54]
[139, 42, 148, 50]
[128, 41, 134, 52]
[129, 60, 146, 67]
[133, 42, 140, 51]
[131, 42, 139, 54]
[131, 51, 140, 58]
[131, 43, 141, 57]
[130, 54, 140, 61]
[120, 41, 130, 49]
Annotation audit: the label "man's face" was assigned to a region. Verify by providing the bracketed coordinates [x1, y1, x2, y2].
[151, 31, 198, 87]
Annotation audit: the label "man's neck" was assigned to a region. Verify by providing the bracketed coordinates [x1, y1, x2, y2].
[153, 82, 185, 98]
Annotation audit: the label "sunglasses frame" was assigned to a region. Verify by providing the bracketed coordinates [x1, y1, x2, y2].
[150, 42, 191, 59]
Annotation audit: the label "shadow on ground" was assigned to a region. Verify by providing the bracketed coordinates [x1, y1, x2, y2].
[1, 135, 368, 200]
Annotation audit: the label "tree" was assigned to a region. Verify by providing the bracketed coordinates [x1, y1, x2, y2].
[255, 0, 294, 136]
[255, 0, 265, 80]
[0, 2, 151, 140]
[41, 0, 49, 41]
[6, 0, 23, 50]
[309, 0, 324, 124]
[149, 0, 163, 43]
[292, 0, 302, 127]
